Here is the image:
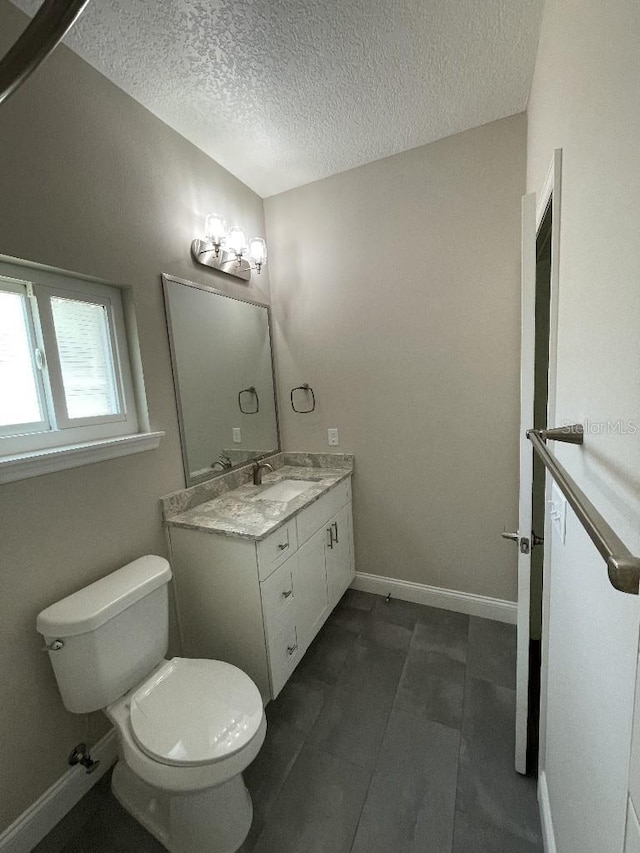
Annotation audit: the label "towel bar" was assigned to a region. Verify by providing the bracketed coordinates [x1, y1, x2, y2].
[527, 424, 640, 595]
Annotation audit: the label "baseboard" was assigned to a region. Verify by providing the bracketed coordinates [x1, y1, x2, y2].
[0, 729, 118, 853]
[351, 572, 517, 624]
[538, 770, 557, 853]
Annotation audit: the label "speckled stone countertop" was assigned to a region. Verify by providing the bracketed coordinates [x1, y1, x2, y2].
[164, 455, 353, 541]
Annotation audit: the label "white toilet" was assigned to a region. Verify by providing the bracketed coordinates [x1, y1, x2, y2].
[37, 555, 266, 853]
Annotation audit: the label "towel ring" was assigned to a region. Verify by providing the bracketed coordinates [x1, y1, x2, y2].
[238, 386, 259, 414]
[291, 384, 316, 414]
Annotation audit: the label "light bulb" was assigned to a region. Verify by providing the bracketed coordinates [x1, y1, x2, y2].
[204, 213, 226, 247]
[249, 237, 267, 271]
[223, 226, 248, 258]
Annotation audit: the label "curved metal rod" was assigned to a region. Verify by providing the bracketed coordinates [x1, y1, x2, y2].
[0, 0, 91, 107]
[528, 426, 640, 595]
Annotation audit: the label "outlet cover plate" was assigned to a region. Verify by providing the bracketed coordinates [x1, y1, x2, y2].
[549, 482, 567, 543]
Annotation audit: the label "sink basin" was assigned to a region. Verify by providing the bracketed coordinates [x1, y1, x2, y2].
[255, 479, 315, 502]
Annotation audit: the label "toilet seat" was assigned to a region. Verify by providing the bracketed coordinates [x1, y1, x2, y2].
[106, 658, 267, 793]
[130, 658, 263, 767]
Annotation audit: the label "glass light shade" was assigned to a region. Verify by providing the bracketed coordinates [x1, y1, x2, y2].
[223, 226, 248, 257]
[249, 237, 267, 268]
[204, 213, 226, 246]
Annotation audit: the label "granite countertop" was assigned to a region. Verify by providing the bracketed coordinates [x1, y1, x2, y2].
[165, 464, 352, 540]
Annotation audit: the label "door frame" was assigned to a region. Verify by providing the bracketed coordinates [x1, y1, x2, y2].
[516, 191, 536, 773]
[534, 149, 563, 780]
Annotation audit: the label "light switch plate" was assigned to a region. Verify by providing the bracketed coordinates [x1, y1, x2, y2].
[327, 428, 339, 446]
[549, 482, 567, 543]
[232, 427, 241, 443]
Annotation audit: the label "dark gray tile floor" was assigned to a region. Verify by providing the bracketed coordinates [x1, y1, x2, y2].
[34, 591, 542, 853]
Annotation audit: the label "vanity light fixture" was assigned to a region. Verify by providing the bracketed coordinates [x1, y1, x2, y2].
[191, 214, 267, 281]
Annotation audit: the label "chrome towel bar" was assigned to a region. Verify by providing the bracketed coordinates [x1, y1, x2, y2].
[527, 424, 640, 595]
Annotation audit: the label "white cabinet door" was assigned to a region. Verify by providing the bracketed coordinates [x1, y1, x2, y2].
[326, 503, 354, 606]
[295, 527, 329, 652]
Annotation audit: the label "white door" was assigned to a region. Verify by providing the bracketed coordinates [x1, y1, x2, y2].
[513, 192, 537, 774]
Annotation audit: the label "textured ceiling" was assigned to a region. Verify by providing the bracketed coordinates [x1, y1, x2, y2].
[11, 0, 543, 197]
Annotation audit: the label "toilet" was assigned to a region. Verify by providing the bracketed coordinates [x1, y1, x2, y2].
[36, 555, 266, 853]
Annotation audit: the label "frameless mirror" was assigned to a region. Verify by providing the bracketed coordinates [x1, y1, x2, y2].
[162, 274, 279, 485]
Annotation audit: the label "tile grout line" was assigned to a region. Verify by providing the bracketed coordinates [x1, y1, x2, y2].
[449, 619, 472, 853]
[294, 606, 380, 852]
[346, 607, 413, 853]
[347, 606, 467, 851]
[246, 740, 303, 852]
[248, 678, 330, 852]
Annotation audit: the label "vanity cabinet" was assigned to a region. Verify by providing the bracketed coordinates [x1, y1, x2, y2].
[167, 477, 354, 701]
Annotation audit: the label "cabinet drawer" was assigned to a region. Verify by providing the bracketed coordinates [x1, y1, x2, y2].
[268, 618, 301, 698]
[296, 478, 351, 545]
[256, 519, 298, 581]
[261, 554, 296, 641]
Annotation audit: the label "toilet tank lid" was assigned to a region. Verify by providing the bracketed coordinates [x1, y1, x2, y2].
[36, 556, 172, 638]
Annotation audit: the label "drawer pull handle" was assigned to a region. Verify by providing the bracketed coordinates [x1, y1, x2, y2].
[332, 521, 339, 543]
[287, 644, 298, 656]
[327, 527, 334, 549]
[282, 589, 293, 599]
[278, 542, 289, 551]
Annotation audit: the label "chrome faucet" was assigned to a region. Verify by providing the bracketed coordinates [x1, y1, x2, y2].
[252, 461, 274, 485]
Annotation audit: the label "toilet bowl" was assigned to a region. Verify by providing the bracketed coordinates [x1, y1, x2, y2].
[106, 657, 266, 852]
[37, 556, 266, 853]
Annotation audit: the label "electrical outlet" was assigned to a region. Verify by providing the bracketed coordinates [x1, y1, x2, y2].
[549, 482, 566, 543]
[232, 428, 241, 443]
[327, 428, 339, 446]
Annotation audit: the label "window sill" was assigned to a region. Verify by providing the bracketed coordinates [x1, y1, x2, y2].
[0, 431, 164, 484]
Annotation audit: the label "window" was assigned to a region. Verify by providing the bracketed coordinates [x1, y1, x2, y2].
[0, 285, 48, 434]
[0, 257, 162, 482]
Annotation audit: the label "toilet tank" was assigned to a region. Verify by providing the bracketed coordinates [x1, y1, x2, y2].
[37, 556, 172, 714]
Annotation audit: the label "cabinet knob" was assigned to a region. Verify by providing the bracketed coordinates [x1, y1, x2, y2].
[282, 589, 293, 599]
[287, 644, 298, 656]
[278, 542, 289, 551]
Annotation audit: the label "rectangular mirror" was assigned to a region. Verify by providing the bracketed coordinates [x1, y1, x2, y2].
[162, 273, 280, 485]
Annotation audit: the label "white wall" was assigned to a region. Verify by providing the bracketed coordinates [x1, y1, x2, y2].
[0, 0, 268, 833]
[527, 1, 640, 850]
[626, 655, 640, 852]
[265, 114, 526, 604]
